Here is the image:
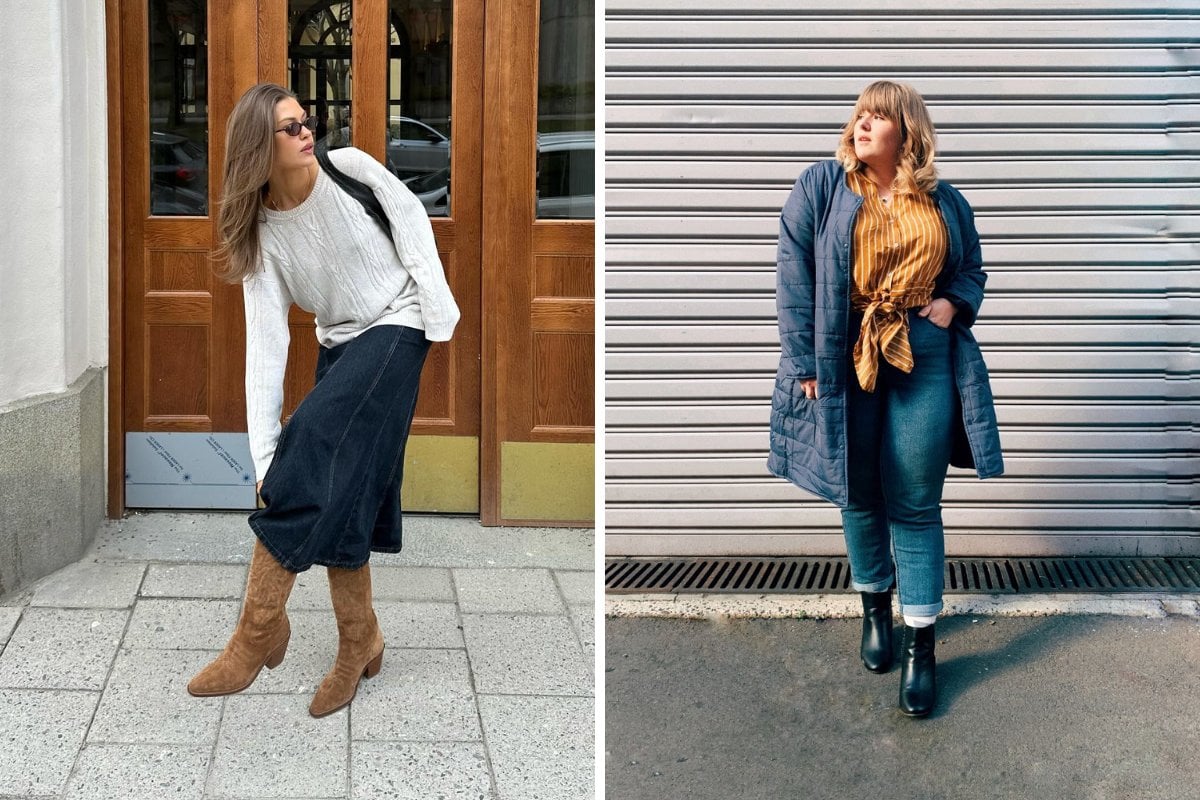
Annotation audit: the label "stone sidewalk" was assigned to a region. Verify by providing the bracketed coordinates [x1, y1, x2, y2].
[0, 512, 595, 800]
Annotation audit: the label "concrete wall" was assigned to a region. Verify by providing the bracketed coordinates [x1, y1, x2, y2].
[0, 370, 106, 597]
[0, 1, 109, 595]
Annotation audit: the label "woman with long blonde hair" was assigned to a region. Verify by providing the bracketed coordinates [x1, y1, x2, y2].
[769, 81, 1002, 717]
[188, 82, 459, 718]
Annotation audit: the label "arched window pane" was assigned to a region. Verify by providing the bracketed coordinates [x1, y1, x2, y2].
[289, 1, 353, 151]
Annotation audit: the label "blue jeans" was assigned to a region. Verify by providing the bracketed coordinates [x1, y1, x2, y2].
[842, 310, 954, 617]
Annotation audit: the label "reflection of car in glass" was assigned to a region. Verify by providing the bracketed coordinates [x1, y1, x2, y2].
[405, 167, 450, 215]
[399, 131, 595, 219]
[150, 131, 208, 215]
[386, 117, 450, 179]
[151, 184, 209, 216]
[536, 131, 594, 219]
[325, 118, 353, 149]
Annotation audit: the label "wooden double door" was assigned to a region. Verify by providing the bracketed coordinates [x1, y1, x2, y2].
[110, 0, 595, 525]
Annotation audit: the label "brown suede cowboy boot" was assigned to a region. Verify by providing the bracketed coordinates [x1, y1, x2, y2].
[309, 563, 385, 717]
[187, 540, 296, 696]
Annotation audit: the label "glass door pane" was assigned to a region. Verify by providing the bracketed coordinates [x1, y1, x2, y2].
[148, 0, 209, 216]
[536, 0, 594, 219]
[387, 1, 452, 217]
[288, 1, 353, 150]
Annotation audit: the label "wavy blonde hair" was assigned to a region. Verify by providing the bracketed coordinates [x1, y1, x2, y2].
[835, 81, 938, 195]
[211, 83, 295, 282]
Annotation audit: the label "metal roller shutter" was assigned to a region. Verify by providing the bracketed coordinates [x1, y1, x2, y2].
[604, 1, 1200, 556]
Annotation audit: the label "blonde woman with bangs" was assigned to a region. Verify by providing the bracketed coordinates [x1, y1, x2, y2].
[187, 82, 459, 718]
[768, 81, 1003, 717]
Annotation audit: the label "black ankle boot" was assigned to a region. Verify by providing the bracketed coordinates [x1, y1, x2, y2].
[859, 591, 893, 673]
[899, 623, 936, 717]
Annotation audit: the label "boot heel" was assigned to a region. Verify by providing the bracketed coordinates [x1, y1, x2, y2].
[363, 650, 383, 679]
[264, 635, 289, 670]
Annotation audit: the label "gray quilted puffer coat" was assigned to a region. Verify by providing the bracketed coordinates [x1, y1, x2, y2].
[767, 160, 1004, 507]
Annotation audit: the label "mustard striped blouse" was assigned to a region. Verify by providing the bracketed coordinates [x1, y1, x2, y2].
[846, 169, 949, 392]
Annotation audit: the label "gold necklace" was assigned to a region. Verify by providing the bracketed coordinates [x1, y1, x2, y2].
[265, 167, 315, 211]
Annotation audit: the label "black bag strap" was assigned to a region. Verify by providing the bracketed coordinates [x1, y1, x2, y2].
[315, 145, 393, 239]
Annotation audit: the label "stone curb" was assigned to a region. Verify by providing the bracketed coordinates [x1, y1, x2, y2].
[605, 592, 1200, 619]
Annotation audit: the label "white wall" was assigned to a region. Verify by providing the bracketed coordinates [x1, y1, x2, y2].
[0, 0, 108, 407]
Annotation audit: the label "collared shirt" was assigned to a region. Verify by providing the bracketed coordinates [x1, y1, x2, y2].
[846, 169, 949, 391]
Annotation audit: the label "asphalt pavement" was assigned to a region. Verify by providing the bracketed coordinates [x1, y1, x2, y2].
[606, 612, 1200, 800]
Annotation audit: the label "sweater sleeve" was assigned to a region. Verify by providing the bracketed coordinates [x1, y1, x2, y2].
[243, 255, 293, 482]
[334, 148, 461, 341]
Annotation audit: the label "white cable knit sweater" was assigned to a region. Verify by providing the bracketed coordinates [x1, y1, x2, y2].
[243, 146, 460, 480]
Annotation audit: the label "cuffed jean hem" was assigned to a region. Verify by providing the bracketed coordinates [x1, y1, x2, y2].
[851, 575, 895, 594]
[897, 600, 943, 618]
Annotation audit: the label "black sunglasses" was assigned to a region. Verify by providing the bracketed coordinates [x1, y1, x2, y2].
[275, 116, 319, 137]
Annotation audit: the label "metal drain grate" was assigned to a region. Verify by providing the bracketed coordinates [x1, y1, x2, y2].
[605, 557, 1200, 595]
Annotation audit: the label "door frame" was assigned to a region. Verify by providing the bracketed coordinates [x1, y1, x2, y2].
[105, 0, 592, 524]
[105, 0, 124, 516]
[481, 0, 596, 525]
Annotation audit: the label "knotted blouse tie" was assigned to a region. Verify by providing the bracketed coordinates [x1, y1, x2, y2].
[851, 285, 932, 393]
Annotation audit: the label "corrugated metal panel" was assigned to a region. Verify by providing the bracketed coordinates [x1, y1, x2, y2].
[604, 1, 1200, 555]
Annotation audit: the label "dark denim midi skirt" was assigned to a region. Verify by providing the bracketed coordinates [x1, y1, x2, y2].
[250, 324, 431, 572]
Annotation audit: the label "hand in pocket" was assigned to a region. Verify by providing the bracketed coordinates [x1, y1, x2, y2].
[917, 298, 958, 329]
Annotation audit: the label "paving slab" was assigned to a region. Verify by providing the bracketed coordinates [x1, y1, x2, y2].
[64, 743, 210, 800]
[285, 567, 456, 609]
[606, 615, 1200, 800]
[0, 511, 594, 800]
[569, 605, 596, 680]
[27, 560, 146, 608]
[371, 517, 594, 570]
[351, 648, 480, 742]
[351, 741, 494, 800]
[374, 601, 464, 649]
[287, 568, 336, 610]
[0, 606, 20, 648]
[89, 513, 595, 572]
[0, 608, 127, 690]
[453, 568, 565, 615]
[462, 614, 590, 696]
[87, 648, 222, 744]
[0, 689, 99, 797]
[207, 693, 349, 799]
[242, 609, 339, 695]
[0, 586, 33, 607]
[372, 566, 456, 602]
[89, 512, 255, 563]
[478, 695, 594, 800]
[141, 563, 247, 599]
[553, 570, 593, 606]
[123, 598, 239, 650]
